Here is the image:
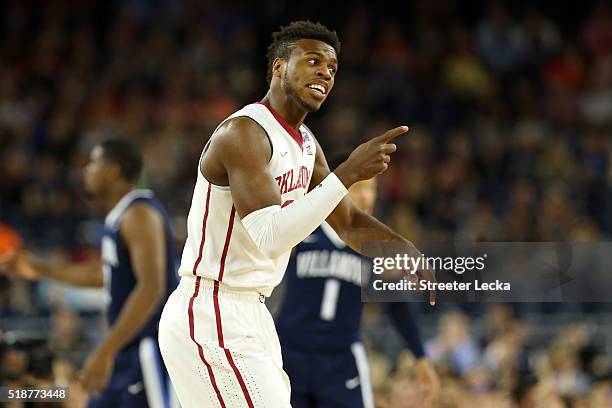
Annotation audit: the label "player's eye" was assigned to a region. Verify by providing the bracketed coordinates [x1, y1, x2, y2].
[307, 58, 318, 65]
[328, 66, 337, 75]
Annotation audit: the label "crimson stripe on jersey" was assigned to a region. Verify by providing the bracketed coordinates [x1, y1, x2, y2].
[188, 276, 226, 407]
[213, 281, 224, 347]
[216, 206, 236, 282]
[224, 348, 253, 406]
[256, 102, 303, 150]
[213, 281, 255, 408]
[212, 207, 255, 408]
[192, 183, 212, 276]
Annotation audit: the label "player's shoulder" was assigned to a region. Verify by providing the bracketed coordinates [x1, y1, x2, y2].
[212, 116, 271, 163]
[217, 115, 267, 140]
[123, 201, 163, 225]
[106, 190, 156, 226]
[120, 202, 165, 243]
[121, 191, 164, 226]
[214, 102, 268, 135]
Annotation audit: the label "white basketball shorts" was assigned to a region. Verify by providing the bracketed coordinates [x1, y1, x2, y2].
[159, 276, 291, 408]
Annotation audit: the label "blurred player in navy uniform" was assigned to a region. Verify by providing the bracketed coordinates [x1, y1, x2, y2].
[4, 139, 179, 407]
[276, 151, 439, 408]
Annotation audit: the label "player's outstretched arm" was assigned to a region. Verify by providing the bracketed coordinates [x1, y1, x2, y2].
[209, 117, 346, 258]
[2, 251, 103, 287]
[211, 118, 407, 259]
[80, 202, 167, 393]
[309, 135, 436, 305]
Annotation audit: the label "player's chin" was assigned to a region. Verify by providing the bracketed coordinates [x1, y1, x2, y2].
[299, 90, 326, 111]
[300, 98, 323, 112]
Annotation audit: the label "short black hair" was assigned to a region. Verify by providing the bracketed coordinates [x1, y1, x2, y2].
[266, 20, 341, 84]
[99, 138, 143, 183]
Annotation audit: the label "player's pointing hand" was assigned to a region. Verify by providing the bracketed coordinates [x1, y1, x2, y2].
[373, 125, 410, 143]
[333, 126, 409, 187]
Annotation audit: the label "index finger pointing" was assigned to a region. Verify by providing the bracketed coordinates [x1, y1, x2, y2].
[427, 269, 437, 306]
[374, 126, 409, 143]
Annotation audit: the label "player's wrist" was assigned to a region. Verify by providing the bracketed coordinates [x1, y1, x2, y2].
[333, 164, 357, 188]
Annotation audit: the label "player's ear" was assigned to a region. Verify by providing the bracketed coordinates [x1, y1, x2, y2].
[272, 58, 285, 79]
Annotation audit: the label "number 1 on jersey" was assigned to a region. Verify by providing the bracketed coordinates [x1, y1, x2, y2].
[320, 278, 341, 321]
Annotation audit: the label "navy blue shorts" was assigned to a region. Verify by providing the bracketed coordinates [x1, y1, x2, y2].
[282, 342, 374, 408]
[87, 337, 174, 408]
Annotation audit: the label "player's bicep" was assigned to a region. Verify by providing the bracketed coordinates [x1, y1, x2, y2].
[121, 204, 166, 294]
[228, 163, 282, 219]
[217, 119, 282, 219]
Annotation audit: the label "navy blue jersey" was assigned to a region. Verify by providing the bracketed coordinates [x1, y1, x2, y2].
[276, 224, 364, 351]
[101, 189, 179, 351]
[276, 223, 425, 356]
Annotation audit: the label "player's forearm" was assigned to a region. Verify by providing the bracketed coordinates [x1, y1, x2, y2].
[97, 283, 164, 355]
[35, 258, 104, 287]
[335, 210, 422, 259]
[340, 211, 438, 304]
[242, 172, 348, 258]
[387, 302, 426, 358]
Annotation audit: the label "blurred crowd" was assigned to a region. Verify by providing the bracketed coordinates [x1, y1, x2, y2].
[366, 306, 612, 407]
[1, 0, 612, 406]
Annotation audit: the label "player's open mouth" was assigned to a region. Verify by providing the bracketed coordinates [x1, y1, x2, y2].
[305, 84, 327, 100]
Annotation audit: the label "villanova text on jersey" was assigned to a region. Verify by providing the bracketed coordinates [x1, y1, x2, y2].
[276, 223, 366, 351]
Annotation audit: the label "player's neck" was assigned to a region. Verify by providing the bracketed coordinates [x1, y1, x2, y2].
[262, 91, 307, 131]
[102, 183, 133, 212]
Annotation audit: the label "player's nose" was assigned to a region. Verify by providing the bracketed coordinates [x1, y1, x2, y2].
[316, 67, 332, 80]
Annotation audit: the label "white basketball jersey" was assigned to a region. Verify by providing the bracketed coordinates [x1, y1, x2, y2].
[178, 103, 317, 296]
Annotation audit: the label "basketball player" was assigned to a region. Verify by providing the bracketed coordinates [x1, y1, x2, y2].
[158, 21, 435, 407]
[4, 139, 178, 407]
